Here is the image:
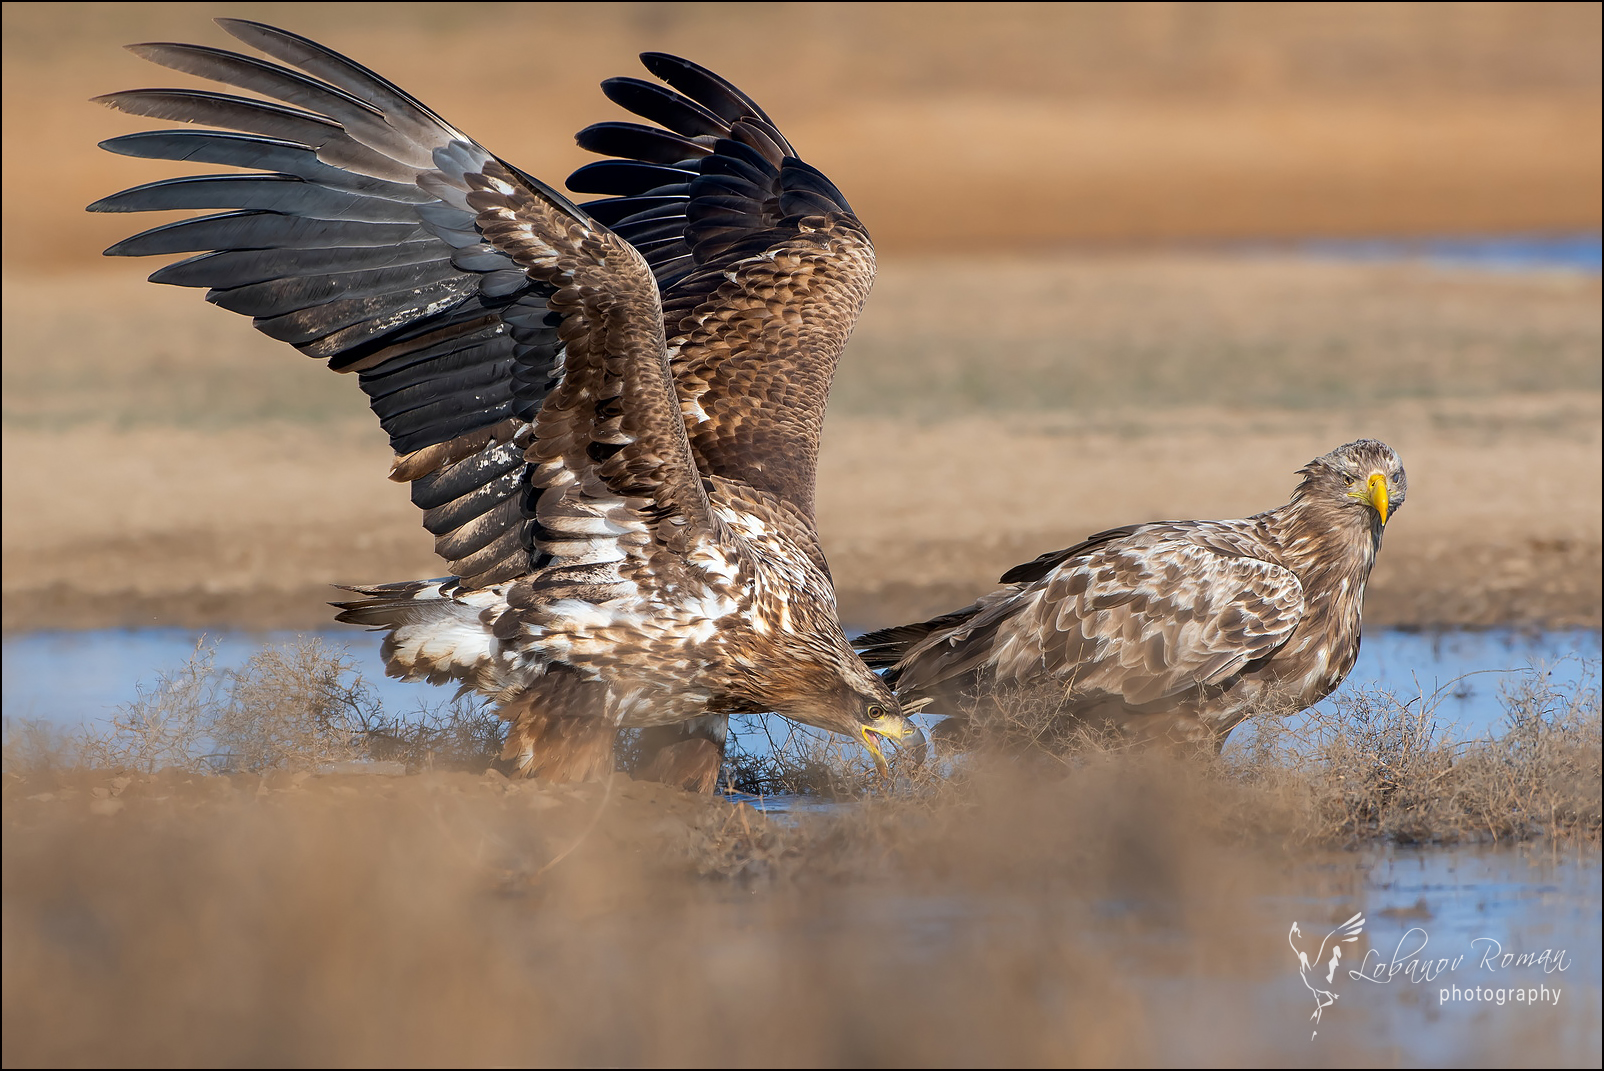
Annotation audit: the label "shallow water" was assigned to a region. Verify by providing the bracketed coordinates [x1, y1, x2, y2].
[1265, 231, 1603, 274]
[1, 628, 424, 730]
[1166, 846, 1601, 1065]
[1248, 627, 1601, 751]
[787, 843, 1601, 1065]
[3, 626, 1596, 743]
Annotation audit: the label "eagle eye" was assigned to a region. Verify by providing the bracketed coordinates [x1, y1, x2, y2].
[866, 704, 886, 720]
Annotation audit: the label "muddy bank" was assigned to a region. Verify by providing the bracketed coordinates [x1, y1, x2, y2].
[5, 396, 1599, 632]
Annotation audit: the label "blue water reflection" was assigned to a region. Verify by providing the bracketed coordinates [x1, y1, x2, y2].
[1267, 231, 1603, 274]
[1, 628, 419, 730]
[4, 626, 1596, 743]
[1290, 627, 1600, 742]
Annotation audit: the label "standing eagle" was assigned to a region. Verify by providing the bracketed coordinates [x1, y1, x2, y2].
[90, 20, 916, 784]
[856, 440, 1406, 750]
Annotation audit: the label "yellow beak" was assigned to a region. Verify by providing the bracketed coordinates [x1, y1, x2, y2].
[1367, 472, 1390, 525]
[861, 715, 923, 778]
[861, 725, 891, 777]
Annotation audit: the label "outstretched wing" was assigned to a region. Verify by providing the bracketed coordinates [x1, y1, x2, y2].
[90, 19, 570, 589]
[332, 160, 717, 764]
[465, 159, 712, 541]
[867, 524, 1307, 707]
[332, 160, 721, 681]
[569, 54, 874, 524]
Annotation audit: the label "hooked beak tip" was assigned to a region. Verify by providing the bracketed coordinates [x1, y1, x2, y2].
[861, 717, 929, 775]
[1368, 473, 1390, 525]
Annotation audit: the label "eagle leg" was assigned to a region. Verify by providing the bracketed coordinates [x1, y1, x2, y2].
[627, 714, 728, 795]
[500, 679, 618, 783]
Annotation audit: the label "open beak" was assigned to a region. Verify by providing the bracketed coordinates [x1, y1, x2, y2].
[861, 716, 927, 777]
[1366, 472, 1390, 525]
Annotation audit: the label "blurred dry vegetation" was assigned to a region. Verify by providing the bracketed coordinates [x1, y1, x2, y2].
[4, 639, 1599, 1065]
[7, 639, 1599, 847]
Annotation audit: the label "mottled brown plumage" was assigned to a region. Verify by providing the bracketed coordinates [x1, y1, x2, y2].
[857, 441, 1407, 750]
[91, 20, 913, 781]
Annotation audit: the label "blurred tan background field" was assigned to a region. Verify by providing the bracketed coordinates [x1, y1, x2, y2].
[2, 1, 1601, 630]
[5, 1, 1602, 262]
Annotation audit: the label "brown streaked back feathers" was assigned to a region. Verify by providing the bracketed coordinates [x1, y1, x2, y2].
[866, 522, 1307, 711]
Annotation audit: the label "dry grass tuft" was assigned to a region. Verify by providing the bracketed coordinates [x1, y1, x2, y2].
[1257, 663, 1604, 846]
[903, 660, 1603, 848]
[3, 639, 506, 777]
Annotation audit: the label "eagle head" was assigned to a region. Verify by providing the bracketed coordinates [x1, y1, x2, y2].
[1296, 439, 1407, 529]
[774, 661, 919, 776]
[745, 569, 922, 773]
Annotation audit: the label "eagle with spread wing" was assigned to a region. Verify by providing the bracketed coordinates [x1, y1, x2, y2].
[856, 440, 1406, 750]
[91, 19, 916, 784]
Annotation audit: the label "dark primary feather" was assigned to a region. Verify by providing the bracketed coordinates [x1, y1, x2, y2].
[98, 130, 435, 199]
[569, 51, 870, 524]
[639, 52, 777, 124]
[600, 77, 730, 139]
[95, 88, 420, 181]
[89, 172, 419, 220]
[568, 160, 696, 196]
[575, 121, 712, 166]
[90, 19, 571, 588]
